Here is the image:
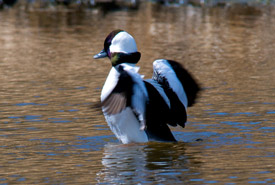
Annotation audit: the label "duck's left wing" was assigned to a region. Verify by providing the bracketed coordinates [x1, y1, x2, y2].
[153, 59, 200, 108]
[151, 59, 201, 128]
[101, 65, 148, 129]
[101, 68, 132, 115]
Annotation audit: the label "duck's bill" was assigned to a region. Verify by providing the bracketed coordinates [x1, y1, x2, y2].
[94, 49, 108, 59]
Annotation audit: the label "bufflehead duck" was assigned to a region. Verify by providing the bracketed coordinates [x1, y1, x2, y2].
[94, 29, 200, 144]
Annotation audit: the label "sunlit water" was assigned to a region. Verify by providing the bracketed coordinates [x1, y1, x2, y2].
[0, 3, 275, 184]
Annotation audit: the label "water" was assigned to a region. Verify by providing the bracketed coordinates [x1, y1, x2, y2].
[0, 3, 275, 184]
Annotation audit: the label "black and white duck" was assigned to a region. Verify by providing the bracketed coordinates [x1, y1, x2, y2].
[94, 29, 200, 144]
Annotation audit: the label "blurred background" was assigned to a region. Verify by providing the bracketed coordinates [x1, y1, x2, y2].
[1, 0, 275, 8]
[0, 0, 275, 184]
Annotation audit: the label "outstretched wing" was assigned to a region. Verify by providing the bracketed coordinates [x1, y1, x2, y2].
[163, 60, 201, 107]
[152, 59, 200, 128]
[101, 64, 148, 129]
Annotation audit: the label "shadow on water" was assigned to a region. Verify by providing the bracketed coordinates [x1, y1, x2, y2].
[97, 141, 203, 184]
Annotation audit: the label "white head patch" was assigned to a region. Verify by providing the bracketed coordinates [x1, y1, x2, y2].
[109, 31, 138, 54]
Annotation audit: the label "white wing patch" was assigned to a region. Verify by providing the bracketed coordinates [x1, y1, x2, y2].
[153, 59, 188, 109]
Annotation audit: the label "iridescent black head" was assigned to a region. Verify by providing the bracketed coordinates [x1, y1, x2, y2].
[94, 30, 141, 66]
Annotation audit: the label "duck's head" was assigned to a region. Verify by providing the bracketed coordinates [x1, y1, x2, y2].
[94, 30, 141, 66]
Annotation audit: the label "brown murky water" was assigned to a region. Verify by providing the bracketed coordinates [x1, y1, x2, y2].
[0, 3, 275, 184]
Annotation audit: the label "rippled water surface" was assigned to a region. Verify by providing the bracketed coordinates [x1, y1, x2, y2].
[0, 3, 275, 184]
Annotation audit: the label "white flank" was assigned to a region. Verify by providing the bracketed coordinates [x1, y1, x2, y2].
[120, 63, 148, 130]
[153, 59, 188, 109]
[104, 108, 148, 144]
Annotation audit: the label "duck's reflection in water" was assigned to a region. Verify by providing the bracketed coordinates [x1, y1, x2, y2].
[97, 142, 203, 184]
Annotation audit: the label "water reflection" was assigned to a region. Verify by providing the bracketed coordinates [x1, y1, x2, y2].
[98, 142, 202, 184]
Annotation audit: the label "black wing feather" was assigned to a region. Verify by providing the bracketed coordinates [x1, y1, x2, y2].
[144, 81, 177, 142]
[166, 60, 200, 107]
[163, 86, 187, 128]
